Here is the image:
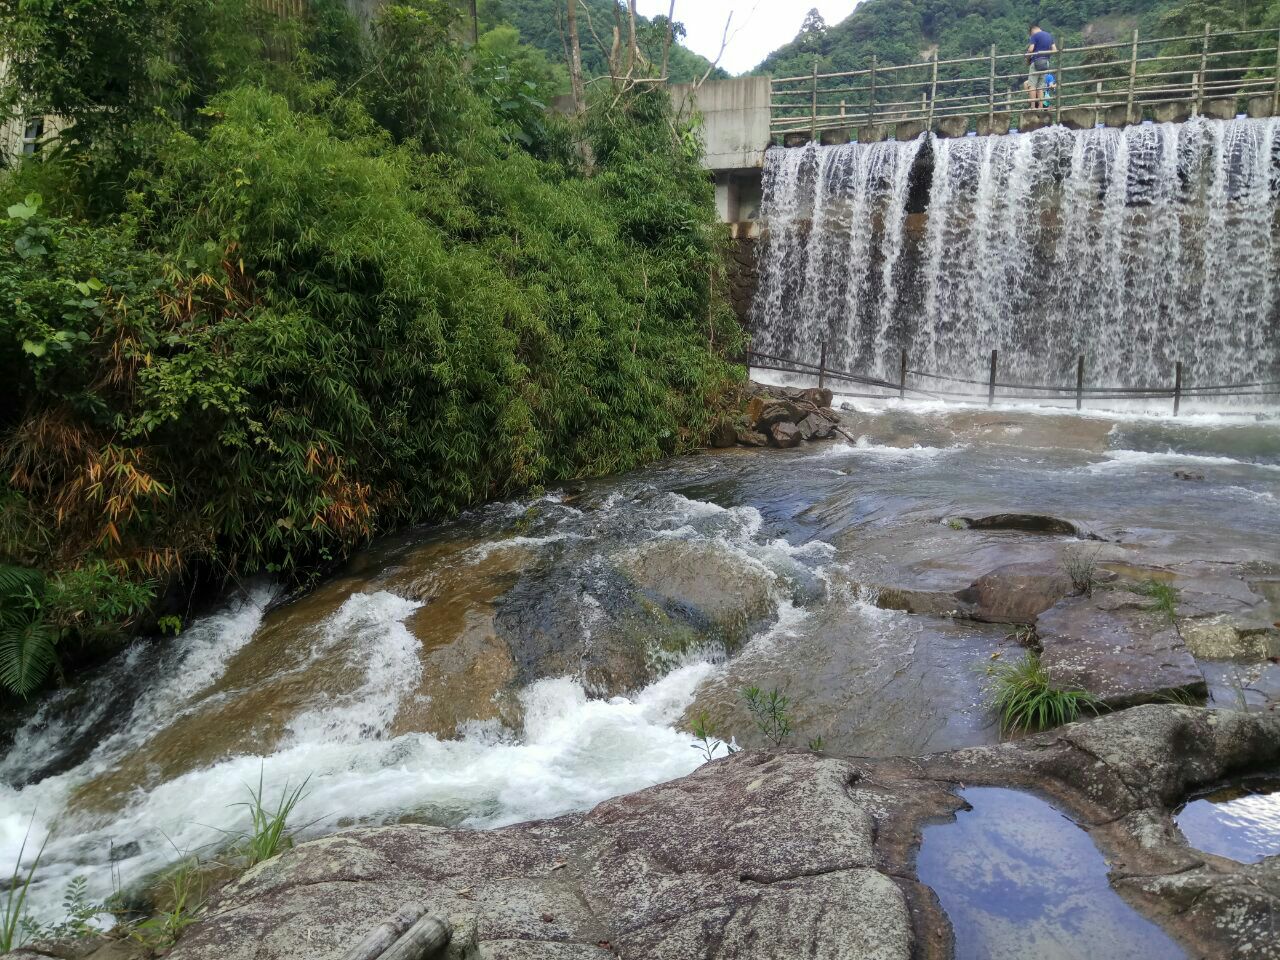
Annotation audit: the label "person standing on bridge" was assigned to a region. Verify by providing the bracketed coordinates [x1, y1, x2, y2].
[1026, 24, 1058, 109]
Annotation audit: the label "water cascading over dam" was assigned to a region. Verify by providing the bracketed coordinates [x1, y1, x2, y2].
[751, 117, 1280, 393]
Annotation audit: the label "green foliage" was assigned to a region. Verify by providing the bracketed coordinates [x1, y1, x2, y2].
[23, 876, 108, 943]
[689, 709, 735, 760]
[1136, 579, 1180, 622]
[0, 0, 741, 695]
[754, 0, 1278, 82]
[233, 772, 311, 866]
[1062, 547, 1102, 597]
[1, 820, 46, 951]
[476, 0, 726, 83]
[987, 653, 1100, 734]
[129, 857, 204, 948]
[741, 686, 795, 747]
[0, 566, 56, 698]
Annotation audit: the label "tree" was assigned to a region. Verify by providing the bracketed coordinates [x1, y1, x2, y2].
[566, 0, 586, 112]
[800, 8, 827, 35]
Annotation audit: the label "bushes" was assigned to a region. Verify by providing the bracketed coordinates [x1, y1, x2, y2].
[0, 0, 742, 696]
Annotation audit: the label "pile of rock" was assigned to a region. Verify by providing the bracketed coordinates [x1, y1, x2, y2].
[712, 383, 843, 449]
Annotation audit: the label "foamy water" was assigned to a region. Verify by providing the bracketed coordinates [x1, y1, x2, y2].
[0, 484, 839, 928]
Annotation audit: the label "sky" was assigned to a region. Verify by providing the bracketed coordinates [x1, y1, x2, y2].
[635, 1, 858, 75]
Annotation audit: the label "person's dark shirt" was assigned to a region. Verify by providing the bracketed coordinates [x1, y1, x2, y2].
[1029, 30, 1055, 58]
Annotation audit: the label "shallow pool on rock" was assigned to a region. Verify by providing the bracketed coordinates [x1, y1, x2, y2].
[1175, 776, 1280, 863]
[917, 787, 1186, 960]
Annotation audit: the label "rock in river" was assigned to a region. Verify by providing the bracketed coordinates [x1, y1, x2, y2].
[1037, 592, 1207, 707]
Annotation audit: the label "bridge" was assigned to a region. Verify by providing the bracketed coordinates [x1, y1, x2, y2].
[672, 23, 1280, 237]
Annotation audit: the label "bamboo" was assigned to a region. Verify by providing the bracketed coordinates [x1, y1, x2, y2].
[869, 55, 878, 124]
[343, 904, 427, 960]
[379, 915, 452, 960]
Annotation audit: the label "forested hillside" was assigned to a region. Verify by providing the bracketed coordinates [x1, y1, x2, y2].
[479, 0, 726, 83]
[756, 0, 1279, 76]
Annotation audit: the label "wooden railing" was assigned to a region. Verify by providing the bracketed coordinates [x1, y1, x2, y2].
[770, 25, 1280, 140]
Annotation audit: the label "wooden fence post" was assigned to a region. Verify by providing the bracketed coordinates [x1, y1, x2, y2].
[869, 55, 878, 124]
[818, 339, 827, 390]
[988, 44, 996, 125]
[1273, 27, 1280, 115]
[811, 59, 820, 142]
[988, 350, 998, 406]
[1197, 22, 1210, 116]
[928, 51, 939, 126]
[1055, 56, 1065, 123]
[899, 349, 908, 399]
[1076, 356, 1085, 411]
[1173, 361, 1183, 416]
[1126, 28, 1139, 122]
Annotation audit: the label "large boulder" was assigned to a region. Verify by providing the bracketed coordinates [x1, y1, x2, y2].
[757, 400, 808, 430]
[708, 420, 738, 448]
[770, 421, 802, 448]
[962, 562, 1074, 624]
[150, 707, 1280, 960]
[1036, 593, 1207, 708]
[165, 753, 916, 960]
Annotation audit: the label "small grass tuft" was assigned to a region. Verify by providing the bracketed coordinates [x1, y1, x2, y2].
[130, 856, 204, 949]
[233, 770, 311, 867]
[1, 820, 47, 952]
[1135, 579, 1180, 623]
[987, 654, 1101, 734]
[1062, 547, 1102, 596]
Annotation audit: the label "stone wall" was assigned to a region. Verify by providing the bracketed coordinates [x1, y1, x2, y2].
[725, 236, 758, 338]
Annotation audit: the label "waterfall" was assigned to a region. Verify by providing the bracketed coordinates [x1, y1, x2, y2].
[751, 117, 1280, 395]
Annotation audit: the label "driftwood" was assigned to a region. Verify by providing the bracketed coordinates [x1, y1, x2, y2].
[342, 903, 427, 960]
[379, 914, 452, 960]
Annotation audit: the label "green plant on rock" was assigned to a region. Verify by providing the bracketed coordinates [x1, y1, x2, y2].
[1062, 547, 1102, 597]
[26, 876, 108, 942]
[1136, 579, 1180, 623]
[1, 820, 47, 952]
[741, 686, 795, 747]
[987, 654, 1100, 734]
[129, 856, 204, 949]
[232, 771, 312, 866]
[689, 710, 736, 761]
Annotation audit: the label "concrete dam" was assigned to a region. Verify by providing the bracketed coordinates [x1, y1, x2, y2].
[748, 117, 1280, 392]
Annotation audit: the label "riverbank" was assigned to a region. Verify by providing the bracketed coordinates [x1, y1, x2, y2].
[1, 400, 1277, 956]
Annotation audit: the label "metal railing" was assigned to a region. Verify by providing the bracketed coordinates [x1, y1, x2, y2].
[747, 347, 1280, 414]
[770, 24, 1280, 140]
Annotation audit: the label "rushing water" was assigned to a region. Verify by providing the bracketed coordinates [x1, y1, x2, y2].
[918, 787, 1187, 960]
[2, 405, 1278, 928]
[752, 118, 1280, 393]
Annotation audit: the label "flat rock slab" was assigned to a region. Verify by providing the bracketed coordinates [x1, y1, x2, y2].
[164, 753, 912, 960]
[38, 708, 1277, 960]
[1037, 594, 1206, 707]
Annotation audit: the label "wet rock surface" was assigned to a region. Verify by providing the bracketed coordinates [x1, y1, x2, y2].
[1037, 593, 1208, 707]
[136, 707, 1280, 960]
